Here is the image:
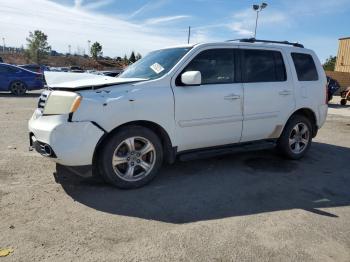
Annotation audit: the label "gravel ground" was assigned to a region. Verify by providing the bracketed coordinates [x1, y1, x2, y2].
[0, 92, 350, 262]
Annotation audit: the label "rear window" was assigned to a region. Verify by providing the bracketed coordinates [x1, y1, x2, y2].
[291, 53, 318, 81]
[242, 49, 286, 83]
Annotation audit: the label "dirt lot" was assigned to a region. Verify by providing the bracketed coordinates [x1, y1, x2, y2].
[0, 92, 350, 262]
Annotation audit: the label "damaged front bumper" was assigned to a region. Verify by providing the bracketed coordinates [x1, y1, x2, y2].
[28, 111, 105, 167]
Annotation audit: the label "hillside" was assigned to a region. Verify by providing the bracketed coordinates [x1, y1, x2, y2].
[0, 53, 125, 70]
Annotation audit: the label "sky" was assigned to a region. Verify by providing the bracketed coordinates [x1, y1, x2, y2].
[0, 0, 349, 62]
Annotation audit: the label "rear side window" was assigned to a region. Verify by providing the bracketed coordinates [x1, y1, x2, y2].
[242, 49, 286, 83]
[291, 53, 318, 81]
[182, 49, 234, 85]
[0, 65, 17, 73]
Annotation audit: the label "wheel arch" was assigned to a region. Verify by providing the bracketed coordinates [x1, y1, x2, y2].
[8, 80, 27, 91]
[93, 120, 176, 170]
[286, 108, 318, 137]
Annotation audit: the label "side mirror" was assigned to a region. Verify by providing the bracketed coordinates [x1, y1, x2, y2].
[181, 71, 201, 86]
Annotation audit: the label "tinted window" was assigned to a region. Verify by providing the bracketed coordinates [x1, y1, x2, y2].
[291, 53, 318, 81]
[243, 49, 286, 83]
[0, 65, 8, 73]
[182, 49, 234, 85]
[0, 65, 18, 73]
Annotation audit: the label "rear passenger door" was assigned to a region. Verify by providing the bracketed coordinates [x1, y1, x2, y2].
[240, 48, 295, 142]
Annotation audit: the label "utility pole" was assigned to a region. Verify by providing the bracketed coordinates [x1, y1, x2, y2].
[187, 26, 191, 44]
[68, 44, 71, 55]
[2, 37, 5, 53]
[252, 3, 268, 38]
[87, 40, 91, 56]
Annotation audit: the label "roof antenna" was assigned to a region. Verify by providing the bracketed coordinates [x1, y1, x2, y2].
[187, 26, 191, 44]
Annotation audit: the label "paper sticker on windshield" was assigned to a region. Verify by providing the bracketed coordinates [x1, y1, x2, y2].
[150, 63, 165, 74]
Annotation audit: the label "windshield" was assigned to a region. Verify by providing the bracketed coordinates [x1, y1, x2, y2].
[119, 47, 191, 80]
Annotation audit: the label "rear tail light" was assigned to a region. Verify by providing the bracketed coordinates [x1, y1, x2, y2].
[36, 74, 43, 80]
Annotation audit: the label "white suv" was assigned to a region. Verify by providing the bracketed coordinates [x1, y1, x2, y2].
[29, 39, 328, 189]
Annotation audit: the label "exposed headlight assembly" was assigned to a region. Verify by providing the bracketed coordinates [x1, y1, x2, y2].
[43, 91, 82, 115]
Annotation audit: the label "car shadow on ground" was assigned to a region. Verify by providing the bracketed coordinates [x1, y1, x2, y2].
[328, 103, 350, 109]
[54, 142, 350, 224]
[0, 92, 41, 98]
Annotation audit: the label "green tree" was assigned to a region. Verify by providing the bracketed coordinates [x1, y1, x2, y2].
[129, 51, 136, 63]
[123, 54, 129, 65]
[25, 30, 51, 64]
[323, 56, 337, 71]
[90, 42, 102, 60]
[135, 53, 142, 61]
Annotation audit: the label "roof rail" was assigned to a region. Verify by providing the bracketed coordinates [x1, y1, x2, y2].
[226, 38, 304, 48]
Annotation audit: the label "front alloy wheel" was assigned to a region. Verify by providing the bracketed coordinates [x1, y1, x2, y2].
[112, 137, 156, 182]
[98, 126, 163, 189]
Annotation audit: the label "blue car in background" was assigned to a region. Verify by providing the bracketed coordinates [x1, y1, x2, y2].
[0, 63, 44, 95]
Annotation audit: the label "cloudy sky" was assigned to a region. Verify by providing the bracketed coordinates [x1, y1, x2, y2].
[0, 0, 349, 61]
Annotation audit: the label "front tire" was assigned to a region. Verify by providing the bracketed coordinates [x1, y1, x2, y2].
[341, 99, 347, 106]
[277, 115, 312, 160]
[98, 126, 163, 189]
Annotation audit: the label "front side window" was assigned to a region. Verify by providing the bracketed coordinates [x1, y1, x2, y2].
[181, 49, 235, 85]
[119, 47, 191, 80]
[242, 49, 287, 83]
[291, 53, 318, 81]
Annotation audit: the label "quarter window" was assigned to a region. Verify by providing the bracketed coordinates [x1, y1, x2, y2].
[181, 49, 235, 85]
[242, 49, 287, 83]
[291, 53, 318, 81]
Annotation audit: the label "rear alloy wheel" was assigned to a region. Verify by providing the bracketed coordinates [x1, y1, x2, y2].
[288, 123, 310, 155]
[98, 126, 163, 189]
[10, 81, 27, 96]
[277, 115, 312, 160]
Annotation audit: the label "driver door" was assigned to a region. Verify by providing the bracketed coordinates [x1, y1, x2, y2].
[171, 48, 243, 152]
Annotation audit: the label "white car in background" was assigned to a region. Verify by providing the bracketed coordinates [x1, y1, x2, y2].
[29, 39, 328, 189]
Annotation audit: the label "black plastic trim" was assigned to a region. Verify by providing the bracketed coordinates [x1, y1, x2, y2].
[177, 139, 277, 161]
[227, 38, 304, 48]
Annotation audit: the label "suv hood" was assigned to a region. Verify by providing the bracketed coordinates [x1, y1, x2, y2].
[44, 72, 147, 91]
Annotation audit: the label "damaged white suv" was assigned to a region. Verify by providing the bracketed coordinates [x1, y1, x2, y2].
[29, 39, 328, 189]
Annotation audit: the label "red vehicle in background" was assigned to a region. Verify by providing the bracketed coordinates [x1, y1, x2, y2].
[340, 87, 350, 106]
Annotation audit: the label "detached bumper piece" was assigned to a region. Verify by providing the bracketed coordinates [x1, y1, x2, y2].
[29, 133, 57, 158]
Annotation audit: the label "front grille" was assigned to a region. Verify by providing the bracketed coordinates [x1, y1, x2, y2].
[37, 90, 51, 112]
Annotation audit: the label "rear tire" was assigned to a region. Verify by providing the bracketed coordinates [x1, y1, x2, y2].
[341, 99, 347, 106]
[277, 115, 312, 160]
[10, 81, 27, 96]
[98, 126, 163, 189]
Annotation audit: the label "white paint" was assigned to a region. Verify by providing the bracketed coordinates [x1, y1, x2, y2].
[44, 72, 146, 89]
[29, 41, 328, 166]
[181, 71, 202, 86]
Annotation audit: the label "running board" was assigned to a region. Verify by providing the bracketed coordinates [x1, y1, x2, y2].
[178, 140, 276, 162]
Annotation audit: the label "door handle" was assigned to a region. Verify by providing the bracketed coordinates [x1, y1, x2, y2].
[279, 90, 292, 96]
[224, 94, 240, 100]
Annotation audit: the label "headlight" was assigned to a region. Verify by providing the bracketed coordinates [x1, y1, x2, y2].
[43, 91, 82, 115]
